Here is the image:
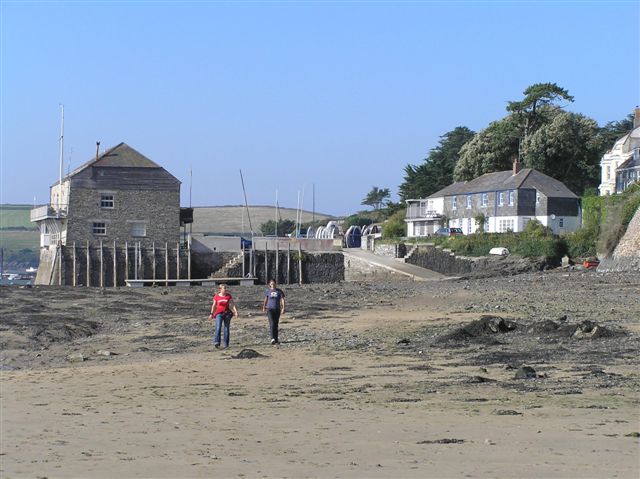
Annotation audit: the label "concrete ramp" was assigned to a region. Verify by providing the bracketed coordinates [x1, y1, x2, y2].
[343, 249, 445, 281]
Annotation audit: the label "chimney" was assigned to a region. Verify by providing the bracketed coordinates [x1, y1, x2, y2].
[512, 158, 521, 175]
[95, 141, 100, 161]
[634, 106, 640, 129]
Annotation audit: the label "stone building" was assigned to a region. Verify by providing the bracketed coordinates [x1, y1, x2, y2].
[31, 143, 182, 285]
[599, 108, 640, 196]
[405, 162, 581, 237]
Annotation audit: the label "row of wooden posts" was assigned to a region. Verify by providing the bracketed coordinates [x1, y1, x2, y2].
[249, 241, 303, 285]
[55, 240, 191, 287]
[54, 239, 305, 286]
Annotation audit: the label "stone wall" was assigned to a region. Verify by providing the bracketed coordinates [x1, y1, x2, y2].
[344, 254, 410, 281]
[235, 251, 344, 284]
[405, 245, 475, 276]
[598, 207, 640, 272]
[66, 188, 180, 247]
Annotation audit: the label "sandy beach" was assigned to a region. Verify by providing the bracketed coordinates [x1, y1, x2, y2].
[2, 270, 639, 478]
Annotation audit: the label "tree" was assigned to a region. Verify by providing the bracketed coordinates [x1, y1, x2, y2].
[399, 126, 475, 200]
[259, 219, 296, 236]
[454, 116, 520, 181]
[522, 111, 602, 194]
[507, 82, 574, 138]
[362, 186, 390, 210]
[454, 83, 576, 183]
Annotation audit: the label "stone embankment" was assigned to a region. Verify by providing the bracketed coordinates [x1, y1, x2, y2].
[598, 207, 640, 272]
[405, 243, 545, 278]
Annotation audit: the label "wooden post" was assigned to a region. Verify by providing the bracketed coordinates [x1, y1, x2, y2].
[187, 236, 191, 280]
[86, 240, 90, 287]
[113, 240, 117, 287]
[242, 243, 246, 278]
[298, 242, 303, 285]
[165, 242, 169, 285]
[72, 242, 76, 287]
[287, 242, 291, 285]
[152, 242, 156, 285]
[58, 243, 62, 286]
[99, 240, 104, 288]
[264, 242, 268, 283]
[275, 239, 279, 283]
[176, 242, 180, 280]
[125, 241, 129, 282]
[134, 242, 138, 280]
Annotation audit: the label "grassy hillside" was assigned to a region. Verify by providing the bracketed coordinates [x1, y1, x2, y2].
[0, 204, 37, 230]
[192, 205, 335, 235]
[0, 204, 39, 267]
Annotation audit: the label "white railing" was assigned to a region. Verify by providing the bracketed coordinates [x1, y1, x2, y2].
[31, 204, 68, 222]
[405, 209, 441, 220]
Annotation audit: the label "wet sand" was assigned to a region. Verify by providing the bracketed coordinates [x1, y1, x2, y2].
[1, 269, 639, 478]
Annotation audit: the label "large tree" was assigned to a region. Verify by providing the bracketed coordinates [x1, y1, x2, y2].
[399, 126, 475, 199]
[507, 82, 574, 138]
[453, 117, 520, 181]
[454, 83, 575, 182]
[362, 186, 390, 210]
[522, 111, 605, 195]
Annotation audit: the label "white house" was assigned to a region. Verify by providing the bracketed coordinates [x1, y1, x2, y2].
[406, 163, 581, 237]
[599, 108, 640, 196]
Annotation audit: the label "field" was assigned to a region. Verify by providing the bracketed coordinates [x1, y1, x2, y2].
[0, 204, 35, 229]
[191, 205, 334, 234]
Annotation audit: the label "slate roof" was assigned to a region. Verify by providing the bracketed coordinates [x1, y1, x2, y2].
[54, 142, 181, 190]
[427, 168, 577, 199]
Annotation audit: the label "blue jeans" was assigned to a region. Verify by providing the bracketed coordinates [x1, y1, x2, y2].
[214, 313, 231, 347]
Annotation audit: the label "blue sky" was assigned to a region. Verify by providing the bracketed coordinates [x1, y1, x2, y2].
[1, 1, 638, 216]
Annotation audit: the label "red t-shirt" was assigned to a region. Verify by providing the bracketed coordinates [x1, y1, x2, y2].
[213, 293, 233, 316]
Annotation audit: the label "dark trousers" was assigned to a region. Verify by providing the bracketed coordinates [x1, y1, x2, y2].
[267, 309, 281, 343]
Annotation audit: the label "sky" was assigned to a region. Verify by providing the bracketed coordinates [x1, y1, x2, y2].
[1, 1, 639, 216]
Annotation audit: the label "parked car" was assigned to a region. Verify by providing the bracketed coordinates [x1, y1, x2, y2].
[435, 227, 463, 237]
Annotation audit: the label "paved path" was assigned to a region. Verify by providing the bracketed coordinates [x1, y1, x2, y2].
[343, 249, 446, 281]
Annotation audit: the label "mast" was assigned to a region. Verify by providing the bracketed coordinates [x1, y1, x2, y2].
[239, 169, 253, 235]
[58, 104, 64, 212]
[275, 189, 279, 237]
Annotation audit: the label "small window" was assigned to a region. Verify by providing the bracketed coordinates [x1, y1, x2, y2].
[92, 222, 106, 235]
[100, 194, 114, 208]
[559, 218, 564, 227]
[536, 191, 541, 204]
[482, 193, 488, 207]
[466, 195, 472, 208]
[452, 196, 457, 210]
[498, 192, 504, 207]
[508, 190, 514, 206]
[130, 222, 146, 237]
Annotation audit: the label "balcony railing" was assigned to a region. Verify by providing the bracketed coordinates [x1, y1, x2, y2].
[31, 204, 68, 222]
[405, 210, 441, 220]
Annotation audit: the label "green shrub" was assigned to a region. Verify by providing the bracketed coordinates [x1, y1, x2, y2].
[382, 211, 406, 239]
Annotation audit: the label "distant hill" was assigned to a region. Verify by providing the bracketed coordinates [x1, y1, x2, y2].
[191, 205, 335, 235]
[0, 204, 39, 267]
[0, 204, 37, 230]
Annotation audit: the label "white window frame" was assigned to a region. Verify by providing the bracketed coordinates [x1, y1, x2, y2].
[129, 221, 147, 238]
[536, 191, 541, 204]
[466, 195, 472, 209]
[452, 196, 457, 210]
[498, 192, 504, 207]
[508, 190, 514, 206]
[92, 222, 107, 235]
[481, 193, 488, 207]
[100, 193, 114, 209]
